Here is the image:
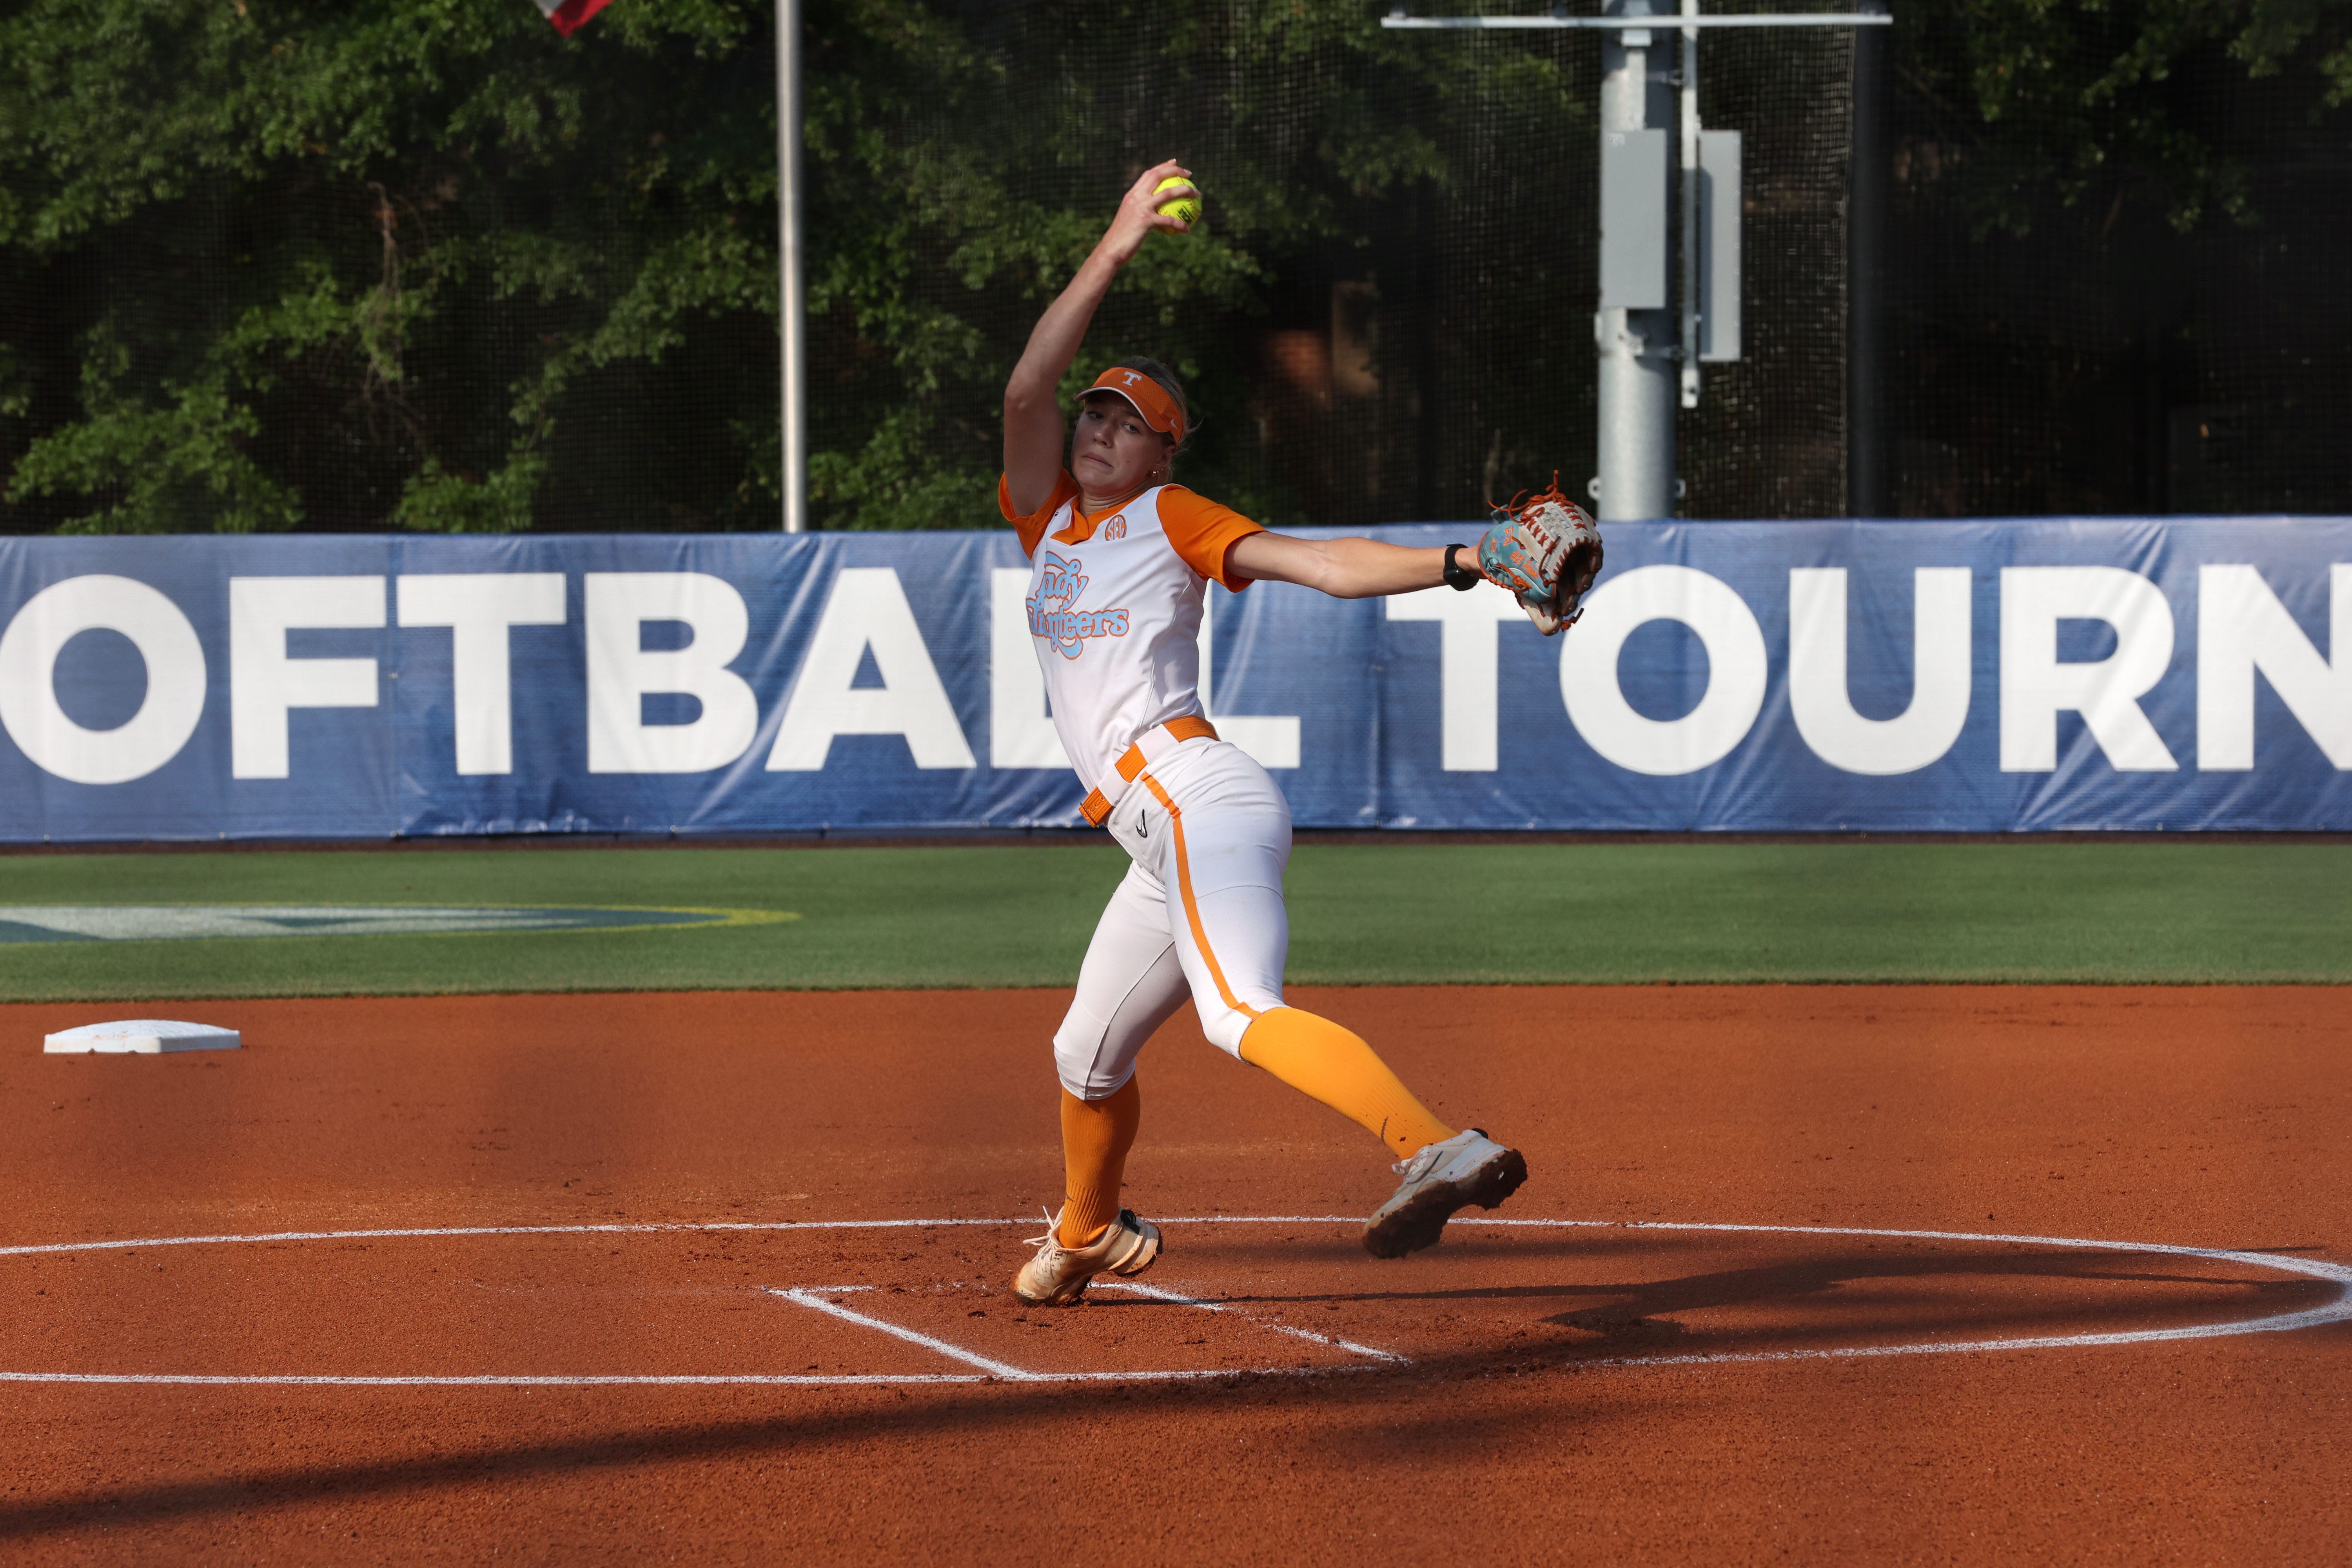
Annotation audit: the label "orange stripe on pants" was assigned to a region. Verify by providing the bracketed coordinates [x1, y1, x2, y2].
[1137, 771, 1260, 1024]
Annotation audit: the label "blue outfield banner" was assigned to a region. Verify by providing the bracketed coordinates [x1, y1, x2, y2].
[0, 520, 2345, 841]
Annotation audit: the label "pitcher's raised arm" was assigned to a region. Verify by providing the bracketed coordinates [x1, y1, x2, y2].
[1002, 161, 1195, 517]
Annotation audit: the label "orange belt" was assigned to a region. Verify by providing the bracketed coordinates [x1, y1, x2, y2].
[1079, 716, 1220, 826]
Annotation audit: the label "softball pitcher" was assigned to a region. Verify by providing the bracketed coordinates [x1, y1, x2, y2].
[1002, 161, 1602, 1305]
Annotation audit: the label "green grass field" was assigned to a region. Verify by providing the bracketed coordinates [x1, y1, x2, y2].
[0, 841, 2344, 1002]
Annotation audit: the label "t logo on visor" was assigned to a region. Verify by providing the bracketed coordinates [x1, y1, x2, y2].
[1086, 365, 1185, 446]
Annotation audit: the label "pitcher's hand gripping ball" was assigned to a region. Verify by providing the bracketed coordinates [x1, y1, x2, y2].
[1153, 176, 1201, 226]
[1477, 476, 1604, 635]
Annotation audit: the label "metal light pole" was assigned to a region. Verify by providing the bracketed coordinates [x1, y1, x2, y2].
[1845, 0, 1891, 518]
[1594, 0, 1678, 522]
[777, 0, 808, 534]
[1383, 5, 1890, 522]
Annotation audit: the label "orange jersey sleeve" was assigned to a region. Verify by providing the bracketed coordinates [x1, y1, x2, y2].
[999, 470, 1081, 558]
[1156, 487, 1266, 591]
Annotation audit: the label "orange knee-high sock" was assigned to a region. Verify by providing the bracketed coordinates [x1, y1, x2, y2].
[1059, 1076, 1142, 1247]
[1238, 1008, 1454, 1160]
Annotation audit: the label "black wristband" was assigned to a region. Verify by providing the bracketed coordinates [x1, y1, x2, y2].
[1442, 543, 1480, 591]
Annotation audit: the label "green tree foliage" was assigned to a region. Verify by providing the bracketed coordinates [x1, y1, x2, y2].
[0, 0, 1483, 532]
[1898, 0, 2352, 234]
[0, 0, 2342, 533]
[794, 0, 1484, 528]
[0, 0, 774, 532]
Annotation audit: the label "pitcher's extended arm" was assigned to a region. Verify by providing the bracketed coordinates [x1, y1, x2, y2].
[1225, 531, 1491, 600]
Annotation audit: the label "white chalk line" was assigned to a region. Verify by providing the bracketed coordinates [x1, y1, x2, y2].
[0, 1218, 1020, 1260]
[0, 1216, 2341, 1385]
[0, 1372, 986, 1387]
[771, 1287, 1034, 1380]
[767, 1285, 1394, 1383]
[1094, 1278, 1409, 1364]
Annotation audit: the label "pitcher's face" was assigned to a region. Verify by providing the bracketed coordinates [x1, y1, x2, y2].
[1071, 392, 1172, 502]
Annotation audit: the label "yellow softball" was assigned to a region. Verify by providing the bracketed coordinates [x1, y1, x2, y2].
[1153, 176, 1201, 226]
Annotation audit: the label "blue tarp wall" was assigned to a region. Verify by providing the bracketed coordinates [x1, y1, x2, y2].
[1, 521, 2345, 840]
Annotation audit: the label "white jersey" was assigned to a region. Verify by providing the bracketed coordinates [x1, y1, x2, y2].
[1000, 473, 1262, 793]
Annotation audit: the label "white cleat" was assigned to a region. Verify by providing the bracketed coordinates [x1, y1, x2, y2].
[1011, 1206, 1163, 1306]
[1363, 1128, 1528, 1258]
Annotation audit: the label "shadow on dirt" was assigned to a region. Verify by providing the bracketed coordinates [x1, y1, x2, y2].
[0, 1243, 2336, 1541]
[1216, 1243, 2334, 1349]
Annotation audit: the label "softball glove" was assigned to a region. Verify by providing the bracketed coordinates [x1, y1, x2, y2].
[1476, 476, 1604, 635]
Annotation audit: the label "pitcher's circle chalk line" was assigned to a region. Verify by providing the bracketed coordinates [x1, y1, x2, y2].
[0, 1216, 2339, 1384]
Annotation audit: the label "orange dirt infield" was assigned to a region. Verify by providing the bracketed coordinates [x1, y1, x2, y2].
[1, 984, 2348, 1564]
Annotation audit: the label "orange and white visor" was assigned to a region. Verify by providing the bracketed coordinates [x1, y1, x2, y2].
[1084, 367, 1186, 446]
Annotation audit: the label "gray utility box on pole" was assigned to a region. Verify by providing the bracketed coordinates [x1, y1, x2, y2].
[1697, 131, 1740, 361]
[1384, 3, 1886, 521]
[1600, 128, 1670, 310]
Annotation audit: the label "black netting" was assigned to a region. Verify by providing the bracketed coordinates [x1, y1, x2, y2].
[1, 2, 2347, 534]
[1682, 22, 1855, 517]
[1882, 45, 2352, 517]
[800, 4, 1859, 526]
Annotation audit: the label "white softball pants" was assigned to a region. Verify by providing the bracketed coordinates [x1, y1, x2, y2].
[1053, 738, 1292, 1100]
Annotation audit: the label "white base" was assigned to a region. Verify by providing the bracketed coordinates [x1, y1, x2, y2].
[44, 1020, 242, 1055]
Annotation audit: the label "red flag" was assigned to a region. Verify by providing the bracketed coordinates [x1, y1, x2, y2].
[534, 0, 610, 36]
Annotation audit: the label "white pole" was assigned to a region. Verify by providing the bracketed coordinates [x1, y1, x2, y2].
[1677, 0, 1701, 410]
[777, 0, 808, 534]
